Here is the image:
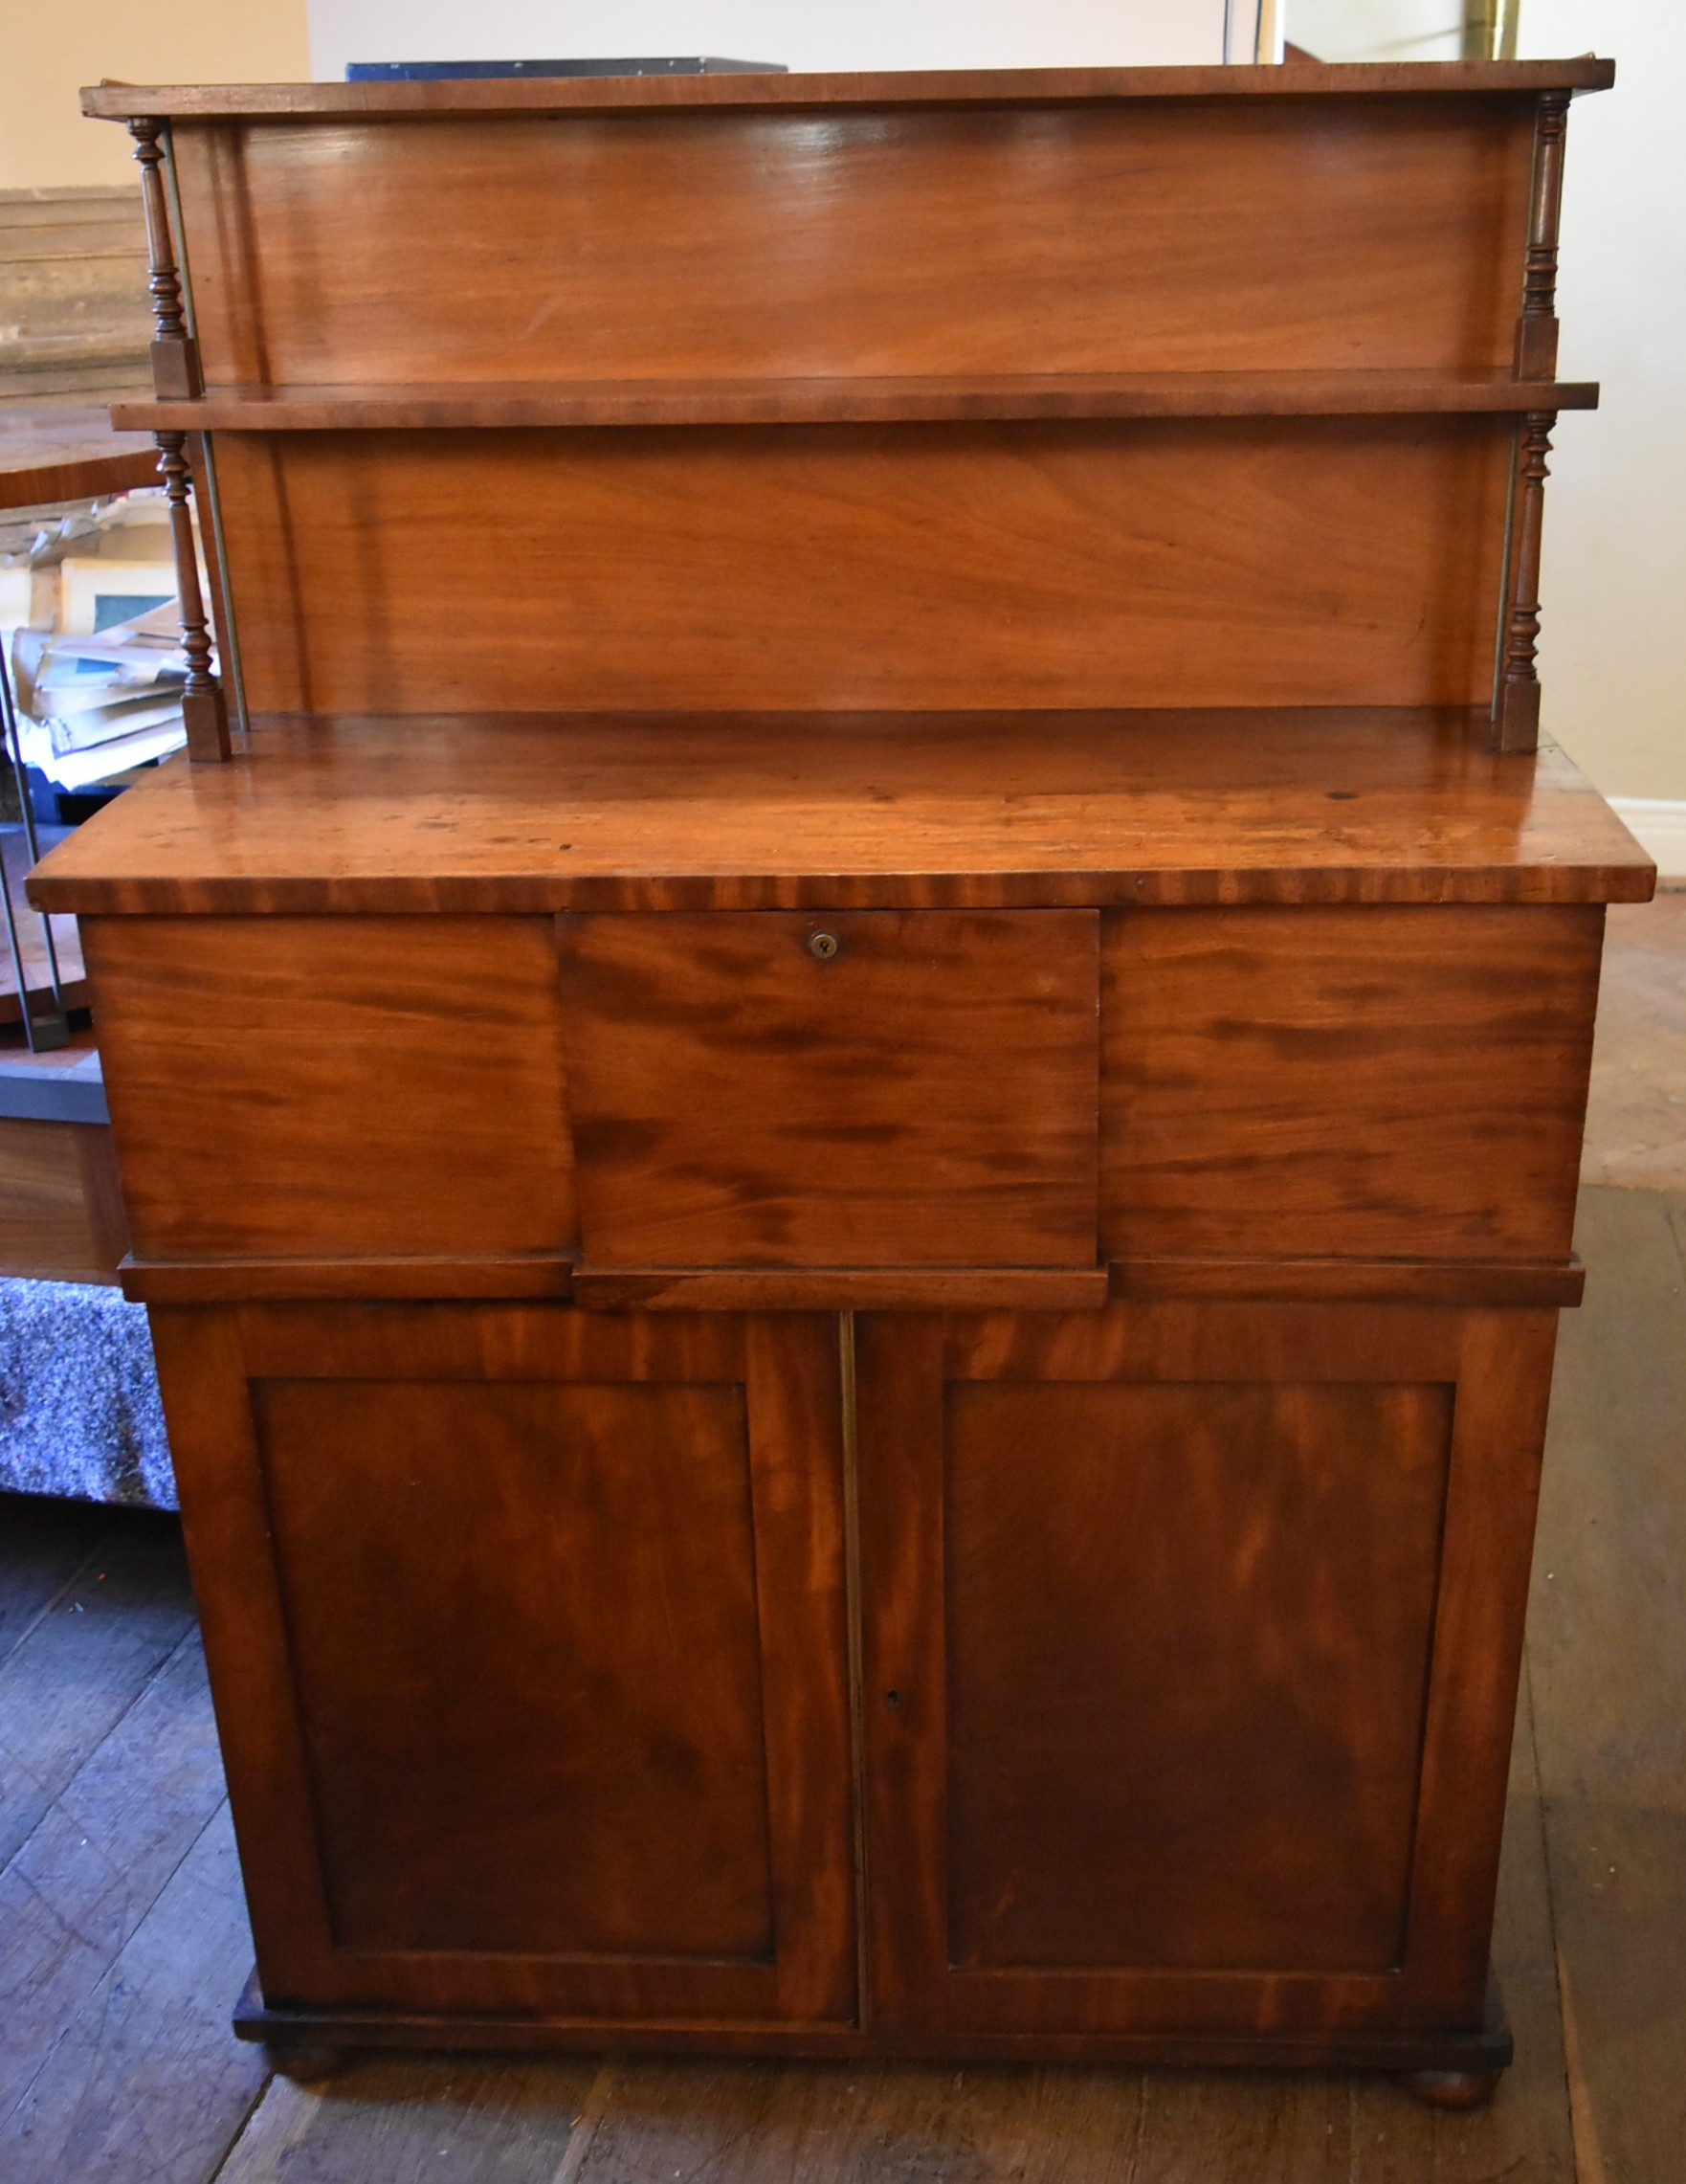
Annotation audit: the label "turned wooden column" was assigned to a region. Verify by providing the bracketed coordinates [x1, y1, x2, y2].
[156, 431, 231, 762]
[1497, 411, 1555, 754]
[128, 118, 201, 398]
[1515, 90, 1569, 379]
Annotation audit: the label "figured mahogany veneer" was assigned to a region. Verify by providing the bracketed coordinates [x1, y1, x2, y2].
[28, 710, 1652, 916]
[559, 910, 1099, 1271]
[46, 61, 1650, 2096]
[184, 420, 1514, 717]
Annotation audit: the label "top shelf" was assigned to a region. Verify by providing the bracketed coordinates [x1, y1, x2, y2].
[80, 58, 1616, 121]
[117, 372, 1598, 435]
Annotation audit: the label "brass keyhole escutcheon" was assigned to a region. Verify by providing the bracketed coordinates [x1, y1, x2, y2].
[809, 931, 840, 961]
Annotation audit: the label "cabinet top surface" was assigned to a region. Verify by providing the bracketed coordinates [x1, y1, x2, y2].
[29, 710, 1653, 915]
[81, 58, 1613, 122]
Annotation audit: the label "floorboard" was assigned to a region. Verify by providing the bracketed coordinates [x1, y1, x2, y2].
[0, 1491, 108, 1670]
[1526, 1186, 1686, 2184]
[0, 1801, 268, 2183]
[0, 1507, 193, 1872]
[0, 1632, 225, 2121]
[216, 2056, 602, 2184]
[1581, 896, 1686, 1192]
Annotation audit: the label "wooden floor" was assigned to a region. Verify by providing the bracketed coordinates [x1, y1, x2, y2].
[2, 901, 1682, 2181]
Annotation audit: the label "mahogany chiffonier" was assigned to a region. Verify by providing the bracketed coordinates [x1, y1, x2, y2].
[33, 59, 1653, 2105]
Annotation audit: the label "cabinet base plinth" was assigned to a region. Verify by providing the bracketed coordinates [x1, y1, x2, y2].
[233, 1972, 1512, 2085]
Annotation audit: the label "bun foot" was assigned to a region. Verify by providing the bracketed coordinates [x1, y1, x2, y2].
[1399, 2066, 1503, 2112]
[264, 2042, 347, 2084]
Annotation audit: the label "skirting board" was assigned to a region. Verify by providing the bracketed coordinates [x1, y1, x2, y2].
[1609, 799, 1686, 880]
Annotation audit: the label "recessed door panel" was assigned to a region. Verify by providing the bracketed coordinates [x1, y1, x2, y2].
[858, 1302, 1557, 2039]
[255, 1375, 774, 1960]
[944, 1378, 1450, 1974]
[153, 1304, 855, 2026]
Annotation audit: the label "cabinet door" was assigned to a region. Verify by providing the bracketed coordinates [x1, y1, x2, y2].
[856, 1302, 1555, 2046]
[151, 1304, 855, 2030]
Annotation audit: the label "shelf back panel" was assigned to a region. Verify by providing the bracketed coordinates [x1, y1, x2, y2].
[172, 96, 1536, 387]
[212, 416, 1513, 717]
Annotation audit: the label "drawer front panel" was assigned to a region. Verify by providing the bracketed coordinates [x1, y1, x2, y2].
[1102, 903, 1603, 1266]
[83, 915, 574, 1260]
[560, 910, 1099, 1270]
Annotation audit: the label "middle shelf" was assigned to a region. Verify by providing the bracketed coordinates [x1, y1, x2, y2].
[115, 368, 1598, 434]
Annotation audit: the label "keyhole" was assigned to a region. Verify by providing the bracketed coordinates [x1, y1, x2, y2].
[809, 931, 840, 961]
[884, 1689, 901, 1709]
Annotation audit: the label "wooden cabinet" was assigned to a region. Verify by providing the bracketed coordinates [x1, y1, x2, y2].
[37, 56, 1653, 2101]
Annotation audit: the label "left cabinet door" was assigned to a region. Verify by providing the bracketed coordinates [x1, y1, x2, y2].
[151, 1304, 857, 2034]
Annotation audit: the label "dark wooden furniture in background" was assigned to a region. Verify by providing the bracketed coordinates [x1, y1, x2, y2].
[35, 60, 1652, 2106]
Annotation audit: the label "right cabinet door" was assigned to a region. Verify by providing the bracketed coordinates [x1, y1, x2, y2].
[855, 1301, 1556, 2047]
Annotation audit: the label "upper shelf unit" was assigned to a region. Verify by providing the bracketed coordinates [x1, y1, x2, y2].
[107, 64, 1610, 395]
[91, 63, 1613, 762]
[116, 372, 1599, 434]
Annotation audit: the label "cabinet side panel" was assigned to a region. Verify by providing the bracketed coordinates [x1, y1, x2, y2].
[1102, 903, 1603, 1265]
[169, 100, 1533, 384]
[211, 419, 1512, 717]
[82, 915, 575, 1260]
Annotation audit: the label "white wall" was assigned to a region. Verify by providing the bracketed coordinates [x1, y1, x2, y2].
[1288, 0, 1459, 62]
[1286, 3, 1685, 806]
[1517, 3, 1686, 805]
[307, 2, 1226, 79]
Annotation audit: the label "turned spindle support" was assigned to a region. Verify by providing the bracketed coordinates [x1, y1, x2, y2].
[156, 432, 232, 762]
[1496, 410, 1554, 754]
[128, 118, 201, 397]
[1515, 90, 1569, 379]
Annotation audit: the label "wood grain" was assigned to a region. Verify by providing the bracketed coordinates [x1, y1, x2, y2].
[0, 1802, 268, 2184]
[80, 915, 574, 1261]
[215, 2056, 599, 2184]
[115, 371, 1602, 432]
[30, 713, 1654, 919]
[0, 1513, 193, 1873]
[570, 1268, 1112, 1313]
[256, 1373, 778, 1959]
[942, 1376, 1452, 1973]
[0, 1637, 224, 2116]
[1101, 903, 1605, 1265]
[151, 1304, 855, 2024]
[166, 98, 1542, 385]
[857, 1300, 1552, 2042]
[559, 910, 1098, 1270]
[0, 402, 157, 511]
[207, 419, 1514, 716]
[0, 1117, 126, 1283]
